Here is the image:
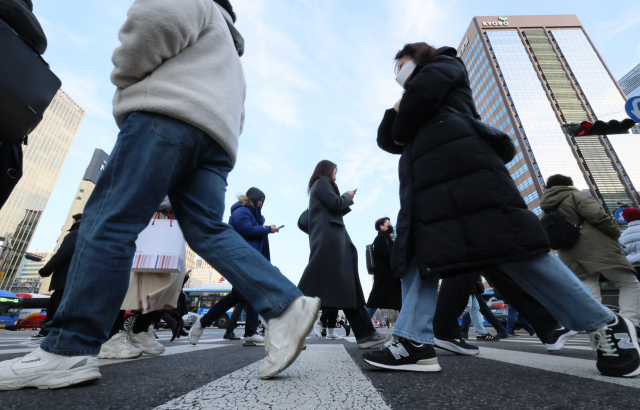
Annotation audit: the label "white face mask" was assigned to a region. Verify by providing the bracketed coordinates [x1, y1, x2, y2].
[396, 60, 416, 88]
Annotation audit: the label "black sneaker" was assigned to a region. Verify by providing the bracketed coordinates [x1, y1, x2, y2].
[434, 337, 479, 356]
[507, 332, 519, 337]
[344, 324, 351, 337]
[363, 337, 441, 372]
[543, 328, 578, 353]
[476, 333, 500, 342]
[223, 332, 241, 341]
[590, 314, 640, 377]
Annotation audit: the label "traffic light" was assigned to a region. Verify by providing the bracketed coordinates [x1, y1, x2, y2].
[564, 119, 637, 136]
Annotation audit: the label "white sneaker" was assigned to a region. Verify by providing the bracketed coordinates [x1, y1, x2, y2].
[258, 296, 321, 379]
[0, 348, 100, 390]
[188, 317, 204, 345]
[243, 334, 265, 346]
[326, 333, 341, 340]
[127, 326, 164, 355]
[98, 332, 143, 359]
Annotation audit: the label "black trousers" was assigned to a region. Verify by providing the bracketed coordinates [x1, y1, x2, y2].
[321, 307, 372, 340]
[434, 267, 559, 341]
[199, 288, 259, 337]
[226, 301, 247, 333]
[40, 288, 64, 336]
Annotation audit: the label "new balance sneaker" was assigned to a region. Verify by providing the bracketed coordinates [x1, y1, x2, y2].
[434, 337, 480, 356]
[127, 326, 164, 355]
[590, 314, 640, 377]
[98, 332, 142, 359]
[476, 333, 500, 342]
[243, 334, 265, 346]
[223, 331, 241, 341]
[357, 331, 390, 349]
[363, 337, 441, 372]
[326, 332, 341, 340]
[188, 318, 204, 345]
[544, 328, 578, 353]
[0, 348, 100, 390]
[258, 296, 321, 379]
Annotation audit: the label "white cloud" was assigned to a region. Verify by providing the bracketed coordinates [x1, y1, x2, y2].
[596, 7, 640, 39]
[57, 71, 113, 121]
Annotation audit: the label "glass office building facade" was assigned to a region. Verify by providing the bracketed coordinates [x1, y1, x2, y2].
[619, 62, 640, 134]
[457, 15, 637, 216]
[0, 89, 85, 290]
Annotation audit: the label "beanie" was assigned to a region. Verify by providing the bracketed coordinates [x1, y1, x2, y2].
[246, 187, 265, 205]
[622, 208, 640, 223]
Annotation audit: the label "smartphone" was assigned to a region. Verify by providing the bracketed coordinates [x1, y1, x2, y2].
[278, 225, 285, 229]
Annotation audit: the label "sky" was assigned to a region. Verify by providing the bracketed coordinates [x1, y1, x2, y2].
[27, 0, 640, 296]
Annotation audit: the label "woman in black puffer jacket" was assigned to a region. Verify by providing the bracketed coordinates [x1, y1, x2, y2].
[362, 43, 625, 377]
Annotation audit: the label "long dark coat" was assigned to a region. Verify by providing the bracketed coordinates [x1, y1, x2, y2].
[377, 46, 549, 279]
[39, 222, 80, 291]
[366, 232, 402, 310]
[297, 177, 365, 310]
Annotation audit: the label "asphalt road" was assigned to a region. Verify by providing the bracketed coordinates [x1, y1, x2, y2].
[1, 327, 639, 409]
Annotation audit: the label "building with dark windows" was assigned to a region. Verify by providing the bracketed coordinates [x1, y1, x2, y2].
[456, 15, 638, 217]
[0, 90, 84, 290]
[618, 62, 640, 134]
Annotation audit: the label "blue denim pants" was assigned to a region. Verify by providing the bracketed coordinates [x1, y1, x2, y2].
[392, 252, 614, 345]
[40, 112, 302, 356]
[506, 306, 535, 334]
[466, 295, 487, 335]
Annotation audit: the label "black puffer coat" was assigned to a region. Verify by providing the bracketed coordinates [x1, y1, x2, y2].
[377, 47, 549, 279]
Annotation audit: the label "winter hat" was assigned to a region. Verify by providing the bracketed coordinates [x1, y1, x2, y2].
[246, 187, 265, 205]
[622, 208, 640, 223]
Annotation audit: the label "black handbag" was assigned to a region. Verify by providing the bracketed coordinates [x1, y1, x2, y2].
[446, 105, 516, 164]
[0, 141, 23, 209]
[0, 19, 61, 145]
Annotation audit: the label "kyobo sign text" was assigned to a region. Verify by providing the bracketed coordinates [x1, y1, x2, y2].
[483, 16, 509, 26]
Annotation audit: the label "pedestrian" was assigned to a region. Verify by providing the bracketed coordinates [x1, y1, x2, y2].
[540, 174, 640, 327]
[298, 160, 389, 349]
[505, 306, 536, 337]
[618, 207, 640, 281]
[365, 41, 640, 377]
[0, 0, 319, 390]
[365, 217, 402, 320]
[458, 275, 507, 341]
[27, 213, 82, 346]
[189, 188, 279, 347]
[223, 301, 248, 340]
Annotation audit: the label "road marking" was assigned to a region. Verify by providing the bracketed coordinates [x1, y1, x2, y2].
[100, 343, 231, 366]
[477, 347, 640, 389]
[154, 345, 391, 410]
[0, 347, 36, 355]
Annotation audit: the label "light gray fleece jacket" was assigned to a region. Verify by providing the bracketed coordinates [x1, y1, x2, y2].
[111, 0, 246, 165]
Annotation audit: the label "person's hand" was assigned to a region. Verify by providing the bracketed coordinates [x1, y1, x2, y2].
[347, 190, 357, 198]
[270, 225, 280, 233]
[393, 98, 402, 112]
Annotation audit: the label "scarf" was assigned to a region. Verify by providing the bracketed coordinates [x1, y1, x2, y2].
[381, 230, 394, 243]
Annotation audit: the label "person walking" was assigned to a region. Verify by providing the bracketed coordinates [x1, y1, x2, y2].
[505, 306, 535, 337]
[458, 275, 507, 341]
[28, 214, 82, 345]
[298, 160, 388, 349]
[540, 174, 640, 327]
[0, 0, 319, 390]
[618, 208, 640, 281]
[189, 188, 279, 347]
[365, 217, 402, 320]
[365, 42, 640, 377]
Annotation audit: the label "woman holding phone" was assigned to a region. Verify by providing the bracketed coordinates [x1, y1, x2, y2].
[298, 160, 388, 348]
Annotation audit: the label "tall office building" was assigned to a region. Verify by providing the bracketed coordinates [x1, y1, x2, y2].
[11, 251, 53, 293]
[456, 15, 637, 216]
[618, 62, 640, 134]
[189, 258, 222, 286]
[0, 89, 84, 289]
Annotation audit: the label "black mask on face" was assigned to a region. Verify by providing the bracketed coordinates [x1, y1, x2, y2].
[386, 225, 394, 234]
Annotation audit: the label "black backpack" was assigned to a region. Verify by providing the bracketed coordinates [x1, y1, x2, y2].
[540, 209, 584, 250]
[365, 244, 375, 274]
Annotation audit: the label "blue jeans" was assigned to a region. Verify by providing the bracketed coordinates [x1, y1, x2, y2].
[366, 307, 377, 320]
[40, 112, 302, 356]
[506, 306, 535, 334]
[392, 258, 439, 344]
[466, 296, 487, 335]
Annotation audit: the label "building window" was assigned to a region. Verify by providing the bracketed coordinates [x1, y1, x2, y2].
[517, 178, 534, 192]
[523, 192, 540, 204]
[531, 206, 542, 215]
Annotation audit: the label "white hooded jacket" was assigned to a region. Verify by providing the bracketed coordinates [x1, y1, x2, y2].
[111, 0, 246, 165]
[619, 220, 640, 267]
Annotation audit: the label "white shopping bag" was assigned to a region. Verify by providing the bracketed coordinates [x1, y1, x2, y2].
[131, 218, 186, 273]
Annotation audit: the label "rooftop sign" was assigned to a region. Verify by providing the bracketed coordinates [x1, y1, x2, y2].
[482, 16, 509, 26]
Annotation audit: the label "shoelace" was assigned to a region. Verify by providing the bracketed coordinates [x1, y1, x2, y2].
[590, 328, 618, 357]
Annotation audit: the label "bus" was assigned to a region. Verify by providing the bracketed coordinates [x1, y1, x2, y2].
[0, 290, 22, 329]
[184, 284, 246, 329]
[10, 293, 49, 330]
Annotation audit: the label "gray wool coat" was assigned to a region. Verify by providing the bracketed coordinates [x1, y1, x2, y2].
[297, 177, 365, 310]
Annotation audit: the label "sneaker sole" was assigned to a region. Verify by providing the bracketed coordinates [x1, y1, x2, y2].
[476, 338, 500, 342]
[434, 339, 480, 356]
[0, 365, 101, 391]
[326, 336, 341, 340]
[619, 316, 640, 377]
[363, 358, 442, 372]
[545, 330, 578, 353]
[259, 297, 321, 379]
[97, 351, 142, 359]
[243, 342, 265, 346]
[358, 334, 391, 349]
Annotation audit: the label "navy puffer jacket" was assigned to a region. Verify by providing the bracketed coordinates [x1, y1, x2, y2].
[228, 196, 271, 260]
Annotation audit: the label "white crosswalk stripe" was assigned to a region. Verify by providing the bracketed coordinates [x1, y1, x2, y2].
[154, 345, 391, 410]
[100, 343, 231, 366]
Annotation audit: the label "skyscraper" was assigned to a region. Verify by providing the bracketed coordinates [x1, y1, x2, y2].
[11, 251, 54, 293]
[0, 89, 84, 289]
[456, 15, 637, 216]
[618, 62, 640, 134]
